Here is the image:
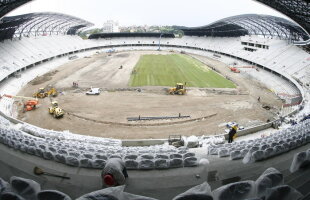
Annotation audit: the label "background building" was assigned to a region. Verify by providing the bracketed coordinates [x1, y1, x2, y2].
[102, 20, 119, 33]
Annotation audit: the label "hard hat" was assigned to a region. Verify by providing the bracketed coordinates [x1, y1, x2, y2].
[103, 174, 115, 186]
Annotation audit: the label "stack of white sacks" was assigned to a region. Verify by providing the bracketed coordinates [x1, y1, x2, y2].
[0, 116, 198, 170]
[1, 167, 303, 200]
[206, 119, 310, 163]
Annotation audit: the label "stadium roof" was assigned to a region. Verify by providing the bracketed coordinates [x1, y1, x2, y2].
[181, 14, 309, 41]
[255, 0, 310, 37]
[0, 0, 32, 19]
[0, 12, 94, 41]
[89, 32, 175, 39]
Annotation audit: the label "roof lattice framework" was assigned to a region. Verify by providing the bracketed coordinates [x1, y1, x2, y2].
[0, 12, 94, 41]
[0, 0, 32, 19]
[256, 0, 310, 36]
[182, 14, 309, 41]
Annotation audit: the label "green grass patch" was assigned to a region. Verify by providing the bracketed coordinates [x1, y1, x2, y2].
[129, 54, 236, 88]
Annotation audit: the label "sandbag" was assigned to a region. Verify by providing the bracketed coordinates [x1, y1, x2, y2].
[230, 150, 242, 160]
[37, 190, 72, 200]
[185, 136, 199, 148]
[76, 185, 158, 200]
[184, 157, 198, 167]
[124, 155, 138, 160]
[122, 192, 158, 200]
[91, 159, 106, 169]
[212, 180, 256, 200]
[172, 182, 213, 200]
[170, 158, 183, 168]
[170, 154, 183, 159]
[242, 152, 254, 164]
[264, 148, 274, 158]
[139, 160, 155, 170]
[125, 160, 139, 169]
[10, 176, 41, 200]
[66, 156, 80, 167]
[252, 150, 265, 161]
[255, 168, 283, 198]
[290, 151, 310, 173]
[76, 186, 124, 200]
[54, 154, 67, 164]
[264, 185, 303, 200]
[0, 192, 26, 200]
[80, 158, 92, 168]
[0, 178, 10, 194]
[154, 159, 169, 169]
[208, 148, 218, 155]
[218, 148, 229, 158]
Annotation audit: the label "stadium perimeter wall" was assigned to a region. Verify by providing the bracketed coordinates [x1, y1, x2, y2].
[0, 36, 307, 143]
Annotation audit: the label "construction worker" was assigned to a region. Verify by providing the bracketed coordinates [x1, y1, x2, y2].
[101, 158, 128, 187]
[228, 125, 238, 143]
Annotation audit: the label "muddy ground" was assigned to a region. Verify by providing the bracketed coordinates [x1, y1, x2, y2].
[16, 51, 282, 139]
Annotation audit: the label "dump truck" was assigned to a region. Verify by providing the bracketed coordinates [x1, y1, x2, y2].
[48, 101, 64, 118]
[168, 83, 186, 95]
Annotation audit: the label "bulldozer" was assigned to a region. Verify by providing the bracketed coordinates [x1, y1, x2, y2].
[48, 101, 64, 118]
[1, 94, 39, 112]
[168, 83, 186, 95]
[33, 87, 58, 98]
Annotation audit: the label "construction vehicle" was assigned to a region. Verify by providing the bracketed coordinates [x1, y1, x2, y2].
[33, 87, 57, 98]
[33, 88, 47, 98]
[1, 94, 39, 112]
[168, 83, 186, 95]
[46, 87, 58, 97]
[230, 67, 240, 73]
[230, 66, 257, 73]
[48, 101, 64, 118]
[86, 87, 100, 95]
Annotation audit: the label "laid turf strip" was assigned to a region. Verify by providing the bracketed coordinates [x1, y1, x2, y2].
[129, 54, 235, 88]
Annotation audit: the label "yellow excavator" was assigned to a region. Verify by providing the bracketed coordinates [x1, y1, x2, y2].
[168, 83, 186, 95]
[33, 88, 47, 98]
[47, 87, 57, 97]
[48, 101, 64, 118]
[33, 87, 57, 98]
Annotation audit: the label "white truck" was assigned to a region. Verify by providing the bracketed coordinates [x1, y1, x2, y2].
[86, 88, 100, 95]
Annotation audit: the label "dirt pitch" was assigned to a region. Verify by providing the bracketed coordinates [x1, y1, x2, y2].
[16, 51, 283, 139]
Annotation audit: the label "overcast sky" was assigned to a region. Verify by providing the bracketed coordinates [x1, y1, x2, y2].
[8, 0, 290, 28]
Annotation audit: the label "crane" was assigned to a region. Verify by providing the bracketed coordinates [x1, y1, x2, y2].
[1, 94, 39, 112]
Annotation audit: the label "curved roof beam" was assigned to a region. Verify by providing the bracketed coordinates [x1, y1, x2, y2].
[0, 0, 32, 19]
[255, 0, 310, 36]
[182, 14, 309, 41]
[0, 12, 93, 41]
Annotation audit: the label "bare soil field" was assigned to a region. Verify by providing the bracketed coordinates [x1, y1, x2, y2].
[16, 51, 283, 139]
